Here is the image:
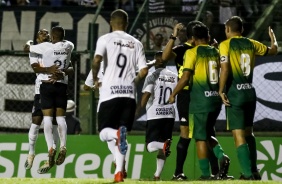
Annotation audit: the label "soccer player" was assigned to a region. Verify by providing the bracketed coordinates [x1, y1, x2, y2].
[168, 23, 232, 180]
[162, 21, 219, 180]
[219, 16, 278, 180]
[24, 29, 60, 170]
[92, 9, 148, 182]
[28, 26, 74, 173]
[140, 51, 177, 180]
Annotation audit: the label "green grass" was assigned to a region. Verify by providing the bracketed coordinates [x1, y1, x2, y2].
[0, 178, 281, 184]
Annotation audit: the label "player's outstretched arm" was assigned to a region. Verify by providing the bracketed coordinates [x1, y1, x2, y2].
[267, 26, 278, 55]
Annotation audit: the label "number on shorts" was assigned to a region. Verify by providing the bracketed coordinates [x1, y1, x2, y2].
[208, 60, 218, 84]
[117, 53, 127, 77]
[159, 86, 172, 104]
[240, 53, 251, 76]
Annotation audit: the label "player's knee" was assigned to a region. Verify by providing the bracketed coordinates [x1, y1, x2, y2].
[99, 129, 108, 142]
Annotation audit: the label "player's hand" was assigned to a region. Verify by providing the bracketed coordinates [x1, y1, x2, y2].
[94, 80, 99, 90]
[211, 39, 218, 49]
[168, 95, 175, 104]
[268, 26, 277, 42]
[47, 65, 60, 74]
[146, 59, 156, 67]
[219, 92, 230, 106]
[173, 23, 184, 37]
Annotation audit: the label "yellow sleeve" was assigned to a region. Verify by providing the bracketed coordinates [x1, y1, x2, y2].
[183, 49, 196, 71]
[219, 40, 229, 56]
[250, 39, 268, 56]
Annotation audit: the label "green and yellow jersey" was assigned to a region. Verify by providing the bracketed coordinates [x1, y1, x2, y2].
[183, 44, 221, 113]
[219, 36, 268, 106]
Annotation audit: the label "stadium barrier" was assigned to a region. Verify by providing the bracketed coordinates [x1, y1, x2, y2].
[0, 134, 281, 180]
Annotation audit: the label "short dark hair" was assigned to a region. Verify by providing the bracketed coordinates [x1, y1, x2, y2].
[186, 20, 204, 39]
[111, 9, 128, 23]
[192, 24, 209, 40]
[52, 26, 65, 40]
[225, 16, 243, 33]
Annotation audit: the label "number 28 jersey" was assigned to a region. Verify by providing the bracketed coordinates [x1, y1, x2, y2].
[219, 36, 268, 105]
[30, 40, 74, 84]
[142, 68, 177, 120]
[95, 30, 148, 103]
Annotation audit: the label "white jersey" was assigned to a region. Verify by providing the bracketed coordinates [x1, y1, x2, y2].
[30, 40, 74, 84]
[94, 30, 147, 103]
[85, 62, 104, 88]
[142, 68, 177, 120]
[29, 52, 43, 95]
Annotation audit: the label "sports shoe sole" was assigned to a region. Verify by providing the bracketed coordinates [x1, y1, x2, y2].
[37, 161, 52, 174]
[24, 154, 35, 170]
[163, 139, 172, 157]
[117, 126, 128, 155]
[56, 147, 67, 165]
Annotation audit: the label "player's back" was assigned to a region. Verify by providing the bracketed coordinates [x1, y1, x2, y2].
[98, 31, 147, 102]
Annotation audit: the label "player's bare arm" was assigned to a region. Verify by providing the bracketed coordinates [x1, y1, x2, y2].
[267, 26, 278, 55]
[92, 55, 102, 89]
[134, 67, 148, 86]
[168, 70, 190, 104]
[162, 23, 184, 61]
[218, 57, 230, 106]
[31, 63, 59, 74]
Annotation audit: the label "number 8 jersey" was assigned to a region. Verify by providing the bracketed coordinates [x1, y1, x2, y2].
[94, 30, 148, 103]
[219, 36, 268, 106]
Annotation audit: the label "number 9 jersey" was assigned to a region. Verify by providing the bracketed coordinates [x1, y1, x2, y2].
[94, 31, 148, 103]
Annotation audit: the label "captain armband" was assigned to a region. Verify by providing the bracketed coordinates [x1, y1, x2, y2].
[220, 56, 228, 63]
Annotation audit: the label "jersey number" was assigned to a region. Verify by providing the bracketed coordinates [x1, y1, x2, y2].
[54, 59, 67, 69]
[117, 53, 127, 77]
[240, 53, 251, 76]
[208, 60, 218, 84]
[159, 86, 172, 104]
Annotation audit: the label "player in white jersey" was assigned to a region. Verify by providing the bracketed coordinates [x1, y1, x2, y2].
[140, 51, 177, 180]
[92, 9, 148, 182]
[28, 26, 74, 173]
[24, 29, 60, 171]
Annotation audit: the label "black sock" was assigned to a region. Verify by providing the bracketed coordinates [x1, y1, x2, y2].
[174, 137, 191, 175]
[208, 148, 219, 175]
[245, 135, 257, 172]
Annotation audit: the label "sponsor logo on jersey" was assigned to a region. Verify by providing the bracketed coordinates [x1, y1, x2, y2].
[158, 76, 175, 83]
[204, 91, 219, 97]
[156, 107, 173, 115]
[54, 50, 68, 55]
[114, 41, 135, 49]
[110, 85, 134, 94]
[236, 83, 253, 90]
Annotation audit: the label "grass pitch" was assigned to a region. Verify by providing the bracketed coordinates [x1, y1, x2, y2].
[0, 178, 281, 184]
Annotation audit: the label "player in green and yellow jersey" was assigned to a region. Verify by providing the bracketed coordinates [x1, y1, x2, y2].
[219, 16, 278, 180]
[169, 23, 232, 180]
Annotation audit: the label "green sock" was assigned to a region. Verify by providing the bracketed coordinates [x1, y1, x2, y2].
[237, 143, 252, 177]
[245, 135, 257, 172]
[213, 144, 225, 161]
[199, 158, 210, 176]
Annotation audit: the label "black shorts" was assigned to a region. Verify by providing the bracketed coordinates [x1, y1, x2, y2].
[40, 82, 68, 110]
[145, 118, 174, 144]
[177, 89, 190, 126]
[98, 97, 136, 132]
[32, 94, 43, 117]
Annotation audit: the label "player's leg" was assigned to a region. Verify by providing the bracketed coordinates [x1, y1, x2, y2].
[244, 101, 261, 180]
[25, 94, 42, 170]
[38, 83, 56, 174]
[54, 83, 68, 165]
[227, 106, 253, 179]
[190, 113, 211, 179]
[173, 91, 190, 180]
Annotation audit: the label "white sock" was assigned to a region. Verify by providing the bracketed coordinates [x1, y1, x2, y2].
[99, 128, 117, 142]
[43, 116, 54, 151]
[107, 140, 116, 162]
[147, 141, 164, 152]
[114, 145, 125, 174]
[28, 123, 40, 155]
[52, 125, 59, 150]
[56, 116, 67, 148]
[155, 158, 165, 177]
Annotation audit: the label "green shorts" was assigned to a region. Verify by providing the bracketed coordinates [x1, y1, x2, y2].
[189, 109, 220, 140]
[226, 101, 256, 130]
